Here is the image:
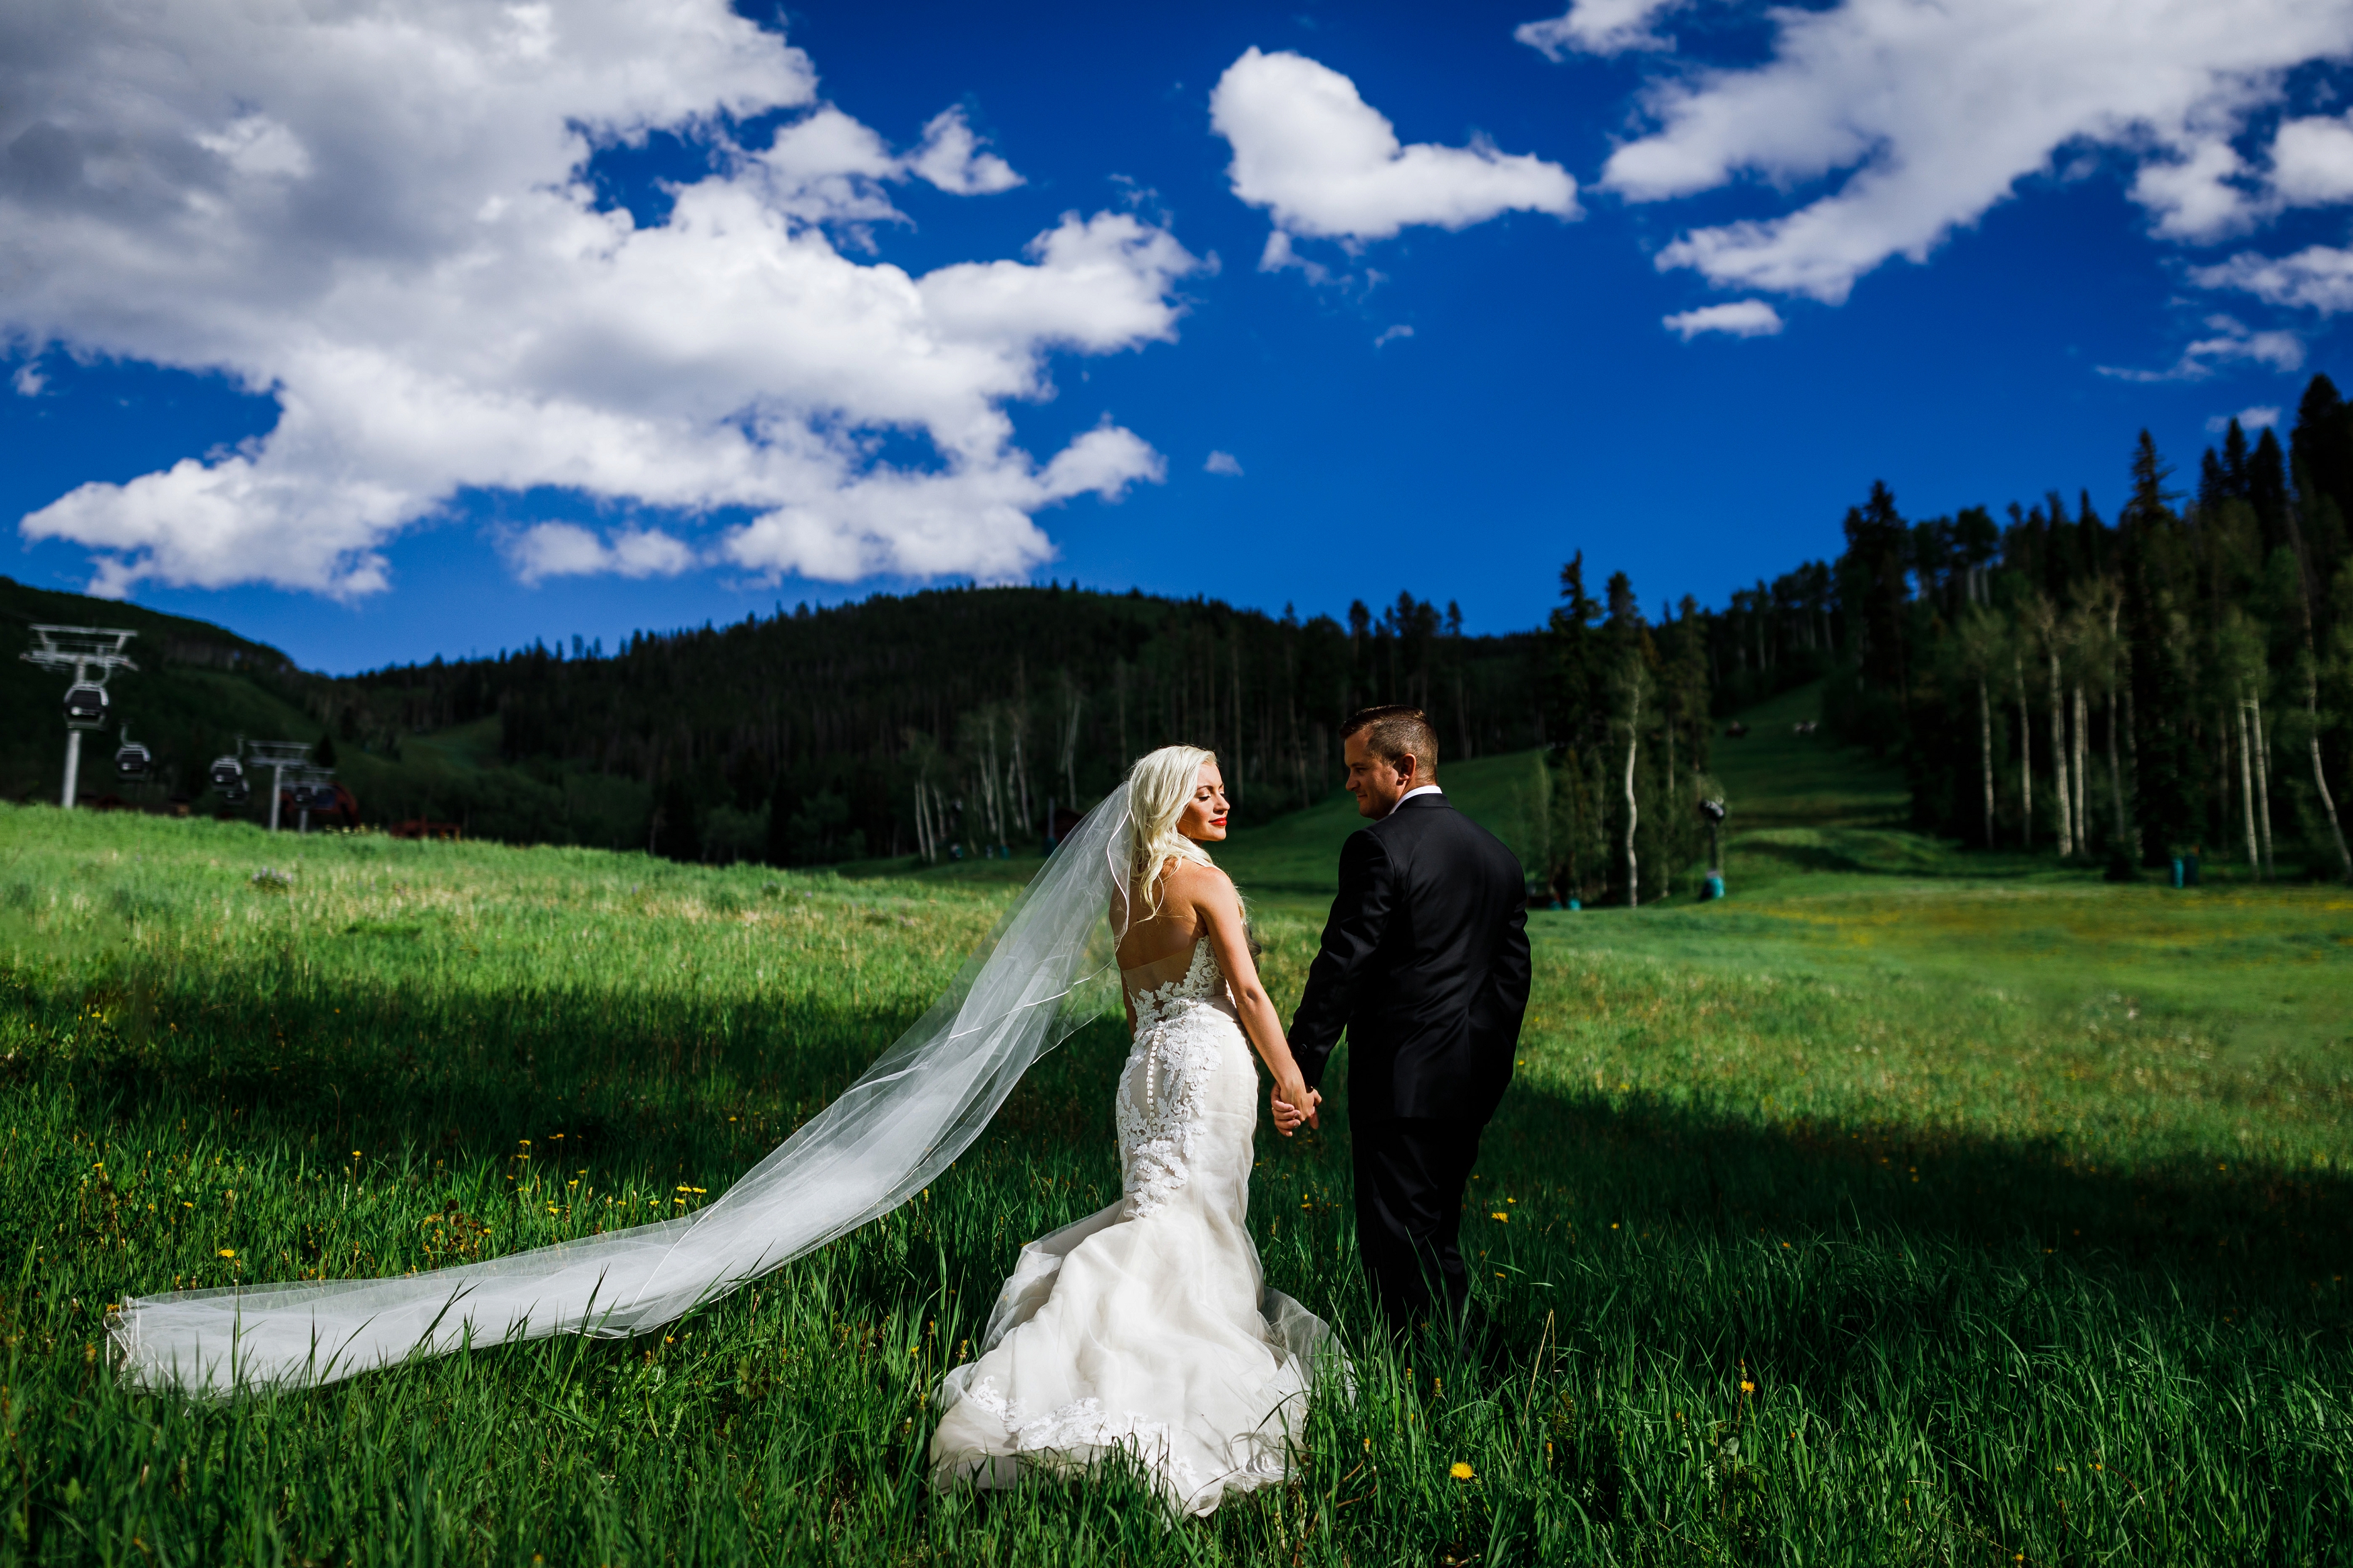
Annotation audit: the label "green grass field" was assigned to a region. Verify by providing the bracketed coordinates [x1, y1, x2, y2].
[3, 696, 2350, 1565]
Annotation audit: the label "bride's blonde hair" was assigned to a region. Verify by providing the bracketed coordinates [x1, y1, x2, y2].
[1124, 744, 1218, 923]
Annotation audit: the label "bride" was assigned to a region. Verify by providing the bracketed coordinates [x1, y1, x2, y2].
[108, 743, 1334, 1514]
[930, 745, 1334, 1515]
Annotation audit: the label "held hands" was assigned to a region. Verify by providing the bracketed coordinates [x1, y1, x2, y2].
[1271, 1077, 1322, 1137]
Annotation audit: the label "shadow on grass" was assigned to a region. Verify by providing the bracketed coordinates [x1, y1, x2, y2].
[25, 957, 2351, 1326]
[1474, 1076, 2353, 1290]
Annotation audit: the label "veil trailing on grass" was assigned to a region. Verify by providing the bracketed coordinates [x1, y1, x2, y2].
[109, 786, 1138, 1396]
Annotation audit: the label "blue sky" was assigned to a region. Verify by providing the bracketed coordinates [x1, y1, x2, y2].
[9, 0, 2353, 671]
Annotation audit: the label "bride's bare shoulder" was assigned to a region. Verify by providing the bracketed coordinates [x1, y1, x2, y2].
[1164, 858, 1236, 907]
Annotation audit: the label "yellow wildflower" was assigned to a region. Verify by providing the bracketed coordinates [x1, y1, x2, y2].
[1449, 1462, 1475, 1480]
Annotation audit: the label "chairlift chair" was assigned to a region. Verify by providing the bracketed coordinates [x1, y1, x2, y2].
[115, 739, 152, 780]
[63, 684, 108, 729]
[209, 755, 249, 804]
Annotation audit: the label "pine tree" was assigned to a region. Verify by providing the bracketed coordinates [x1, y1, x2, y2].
[2222, 416, 2252, 501]
[1547, 554, 1603, 749]
[2249, 427, 2292, 556]
[1843, 481, 1911, 703]
[2291, 374, 2353, 532]
[2120, 431, 2198, 861]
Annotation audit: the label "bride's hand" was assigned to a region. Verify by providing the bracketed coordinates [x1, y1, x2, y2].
[1271, 1076, 1318, 1136]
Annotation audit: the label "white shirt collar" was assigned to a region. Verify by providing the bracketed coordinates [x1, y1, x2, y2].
[1387, 784, 1443, 816]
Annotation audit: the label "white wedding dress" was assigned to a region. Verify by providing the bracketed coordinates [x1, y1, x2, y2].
[930, 936, 1334, 1516]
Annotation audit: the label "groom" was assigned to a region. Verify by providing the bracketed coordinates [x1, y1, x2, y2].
[1282, 706, 1531, 1332]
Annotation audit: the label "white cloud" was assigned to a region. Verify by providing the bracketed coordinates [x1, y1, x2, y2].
[11, 363, 44, 397]
[907, 108, 1024, 196]
[2098, 315, 2304, 382]
[1662, 300, 1784, 339]
[1211, 47, 1578, 255]
[1595, 0, 2353, 304]
[2269, 114, 2353, 206]
[192, 114, 313, 181]
[2196, 243, 2353, 313]
[2131, 134, 2258, 242]
[1204, 450, 1244, 477]
[4, 0, 1184, 598]
[1514, 0, 1683, 60]
[1257, 230, 1332, 283]
[2207, 405, 2281, 433]
[754, 106, 908, 229]
[1373, 324, 1414, 347]
[509, 524, 696, 584]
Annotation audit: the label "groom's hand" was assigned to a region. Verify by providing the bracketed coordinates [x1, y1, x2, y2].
[1271, 1084, 1302, 1135]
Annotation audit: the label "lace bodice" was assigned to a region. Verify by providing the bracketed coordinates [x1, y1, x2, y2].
[1121, 936, 1230, 1032]
[1114, 937, 1240, 1221]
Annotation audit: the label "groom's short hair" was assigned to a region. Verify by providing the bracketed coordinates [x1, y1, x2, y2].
[1343, 706, 1438, 777]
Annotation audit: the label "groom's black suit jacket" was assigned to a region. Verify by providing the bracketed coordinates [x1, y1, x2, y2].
[1288, 793, 1532, 1124]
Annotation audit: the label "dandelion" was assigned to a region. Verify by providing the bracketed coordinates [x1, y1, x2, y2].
[217, 1248, 235, 1260]
[1740, 1379, 1755, 1394]
[1490, 1211, 1508, 1222]
[1449, 1462, 1475, 1480]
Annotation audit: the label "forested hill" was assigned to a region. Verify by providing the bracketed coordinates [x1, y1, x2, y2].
[339, 587, 1552, 861]
[2, 578, 1576, 861]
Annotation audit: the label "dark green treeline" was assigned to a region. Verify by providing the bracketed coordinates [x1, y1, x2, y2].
[331, 587, 1547, 864]
[1817, 379, 2353, 881]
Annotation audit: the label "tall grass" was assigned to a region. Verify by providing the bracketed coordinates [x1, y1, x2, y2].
[3, 800, 2350, 1565]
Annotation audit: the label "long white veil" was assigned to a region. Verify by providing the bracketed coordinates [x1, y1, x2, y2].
[109, 784, 1137, 1396]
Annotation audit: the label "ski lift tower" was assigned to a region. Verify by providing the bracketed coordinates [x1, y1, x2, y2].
[245, 739, 315, 832]
[20, 625, 138, 809]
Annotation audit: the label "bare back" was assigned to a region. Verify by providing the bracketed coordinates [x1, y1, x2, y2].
[1113, 856, 1212, 979]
